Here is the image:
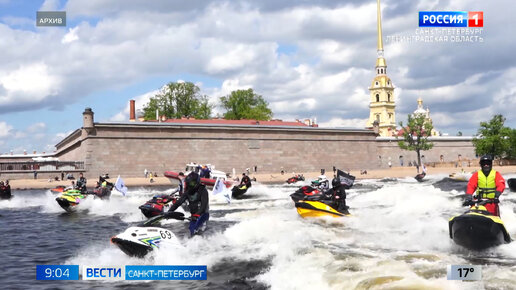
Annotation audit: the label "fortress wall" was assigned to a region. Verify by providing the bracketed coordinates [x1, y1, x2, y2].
[376, 137, 477, 168]
[77, 123, 379, 178]
[52, 121, 480, 179]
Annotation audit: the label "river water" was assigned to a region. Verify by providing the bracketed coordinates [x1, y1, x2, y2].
[1, 174, 516, 290]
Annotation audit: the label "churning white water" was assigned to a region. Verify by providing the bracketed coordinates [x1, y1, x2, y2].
[2, 177, 515, 289]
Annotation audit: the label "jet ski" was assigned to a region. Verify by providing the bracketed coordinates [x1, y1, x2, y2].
[111, 213, 184, 257]
[231, 184, 249, 198]
[449, 199, 511, 250]
[415, 172, 426, 182]
[55, 189, 87, 212]
[507, 178, 516, 192]
[139, 194, 182, 218]
[295, 200, 350, 218]
[290, 186, 322, 202]
[286, 175, 305, 184]
[50, 185, 66, 193]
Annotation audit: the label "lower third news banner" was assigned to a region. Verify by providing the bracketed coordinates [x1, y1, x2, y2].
[81, 265, 207, 281]
[37, 265, 207, 281]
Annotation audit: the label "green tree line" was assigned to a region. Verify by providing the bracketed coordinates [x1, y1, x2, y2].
[142, 82, 273, 121]
[472, 114, 516, 160]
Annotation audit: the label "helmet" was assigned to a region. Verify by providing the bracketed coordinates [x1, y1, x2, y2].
[101, 181, 107, 188]
[318, 175, 327, 181]
[185, 172, 200, 193]
[332, 178, 340, 188]
[479, 155, 493, 167]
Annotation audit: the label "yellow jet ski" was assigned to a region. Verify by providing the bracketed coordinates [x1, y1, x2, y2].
[295, 200, 350, 218]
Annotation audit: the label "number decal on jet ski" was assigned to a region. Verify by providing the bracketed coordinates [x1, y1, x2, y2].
[160, 230, 173, 239]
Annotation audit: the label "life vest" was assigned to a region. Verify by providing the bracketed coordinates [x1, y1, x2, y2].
[476, 170, 497, 199]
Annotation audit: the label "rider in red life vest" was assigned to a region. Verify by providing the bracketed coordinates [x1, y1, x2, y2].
[464, 155, 505, 216]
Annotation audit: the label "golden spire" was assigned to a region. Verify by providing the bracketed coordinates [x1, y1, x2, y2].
[377, 0, 383, 52]
[376, 0, 386, 68]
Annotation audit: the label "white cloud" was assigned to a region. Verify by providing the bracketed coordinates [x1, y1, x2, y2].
[0, 0, 514, 147]
[318, 117, 368, 128]
[62, 27, 79, 44]
[0, 121, 13, 138]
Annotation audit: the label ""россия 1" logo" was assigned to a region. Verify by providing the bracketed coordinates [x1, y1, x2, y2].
[419, 11, 483, 27]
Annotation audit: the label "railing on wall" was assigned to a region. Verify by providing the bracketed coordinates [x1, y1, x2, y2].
[0, 161, 84, 172]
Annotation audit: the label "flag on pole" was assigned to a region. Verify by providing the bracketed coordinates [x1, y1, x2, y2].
[212, 178, 231, 204]
[115, 175, 128, 196]
[212, 178, 224, 195]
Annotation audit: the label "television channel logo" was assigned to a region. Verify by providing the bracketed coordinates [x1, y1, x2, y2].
[419, 11, 483, 27]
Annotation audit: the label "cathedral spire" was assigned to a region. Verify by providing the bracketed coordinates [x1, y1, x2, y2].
[376, 0, 386, 69]
[367, 0, 395, 136]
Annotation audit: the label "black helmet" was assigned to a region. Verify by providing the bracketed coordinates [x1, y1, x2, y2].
[479, 155, 493, 167]
[332, 178, 340, 188]
[185, 172, 200, 193]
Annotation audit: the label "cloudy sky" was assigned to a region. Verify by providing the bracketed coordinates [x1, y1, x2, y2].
[0, 0, 514, 154]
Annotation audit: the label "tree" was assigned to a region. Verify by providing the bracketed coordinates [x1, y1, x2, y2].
[456, 131, 462, 136]
[472, 114, 511, 160]
[397, 113, 434, 172]
[142, 82, 212, 120]
[507, 128, 516, 159]
[220, 89, 273, 120]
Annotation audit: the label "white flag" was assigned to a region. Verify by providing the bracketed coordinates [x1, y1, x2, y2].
[115, 175, 128, 196]
[212, 178, 224, 195]
[212, 178, 231, 204]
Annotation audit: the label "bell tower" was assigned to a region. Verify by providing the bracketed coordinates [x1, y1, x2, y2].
[366, 0, 396, 136]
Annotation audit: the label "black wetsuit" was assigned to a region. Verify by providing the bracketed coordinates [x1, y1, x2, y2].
[241, 176, 252, 188]
[76, 177, 87, 193]
[326, 185, 348, 214]
[0, 185, 10, 199]
[169, 185, 209, 216]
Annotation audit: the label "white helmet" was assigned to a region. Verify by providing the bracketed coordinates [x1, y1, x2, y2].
[317, 175, 327, 181]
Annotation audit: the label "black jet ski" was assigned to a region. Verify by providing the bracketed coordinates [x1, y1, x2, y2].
[231, 184, 249, 198]
[139, 194, 182, 218]
[290, 186, 322, 202]
[415, 172, 426, 182]
[232, 180, 252, 199]
[449, 199, 511, 250]
[286, 175, 305, 184]
[507, 178, 516, 192]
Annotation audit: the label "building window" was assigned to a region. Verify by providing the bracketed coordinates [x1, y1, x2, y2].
[375, 82, 379, 86]
[388, 93, 391, 102]
[376, 114, 380, 122]
[376, 94, 379, 102]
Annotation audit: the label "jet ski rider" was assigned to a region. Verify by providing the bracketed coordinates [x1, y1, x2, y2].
[323, 177, 349, 214]
[75, 173, 87, 193]
[240, 172, 252, 188]
[463, 155, 505, 216]
[166, 172, 209, 234]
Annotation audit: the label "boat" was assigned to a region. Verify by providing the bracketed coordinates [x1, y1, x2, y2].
[164, 163, 233, 188]
[507, 178, 516, 192]
[111, 213, 185, 257]
[295, 200, 350, 218]
[55, 190, 87, 212]
[449, 200, 511, 250]
[286, 175, 305, 184]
